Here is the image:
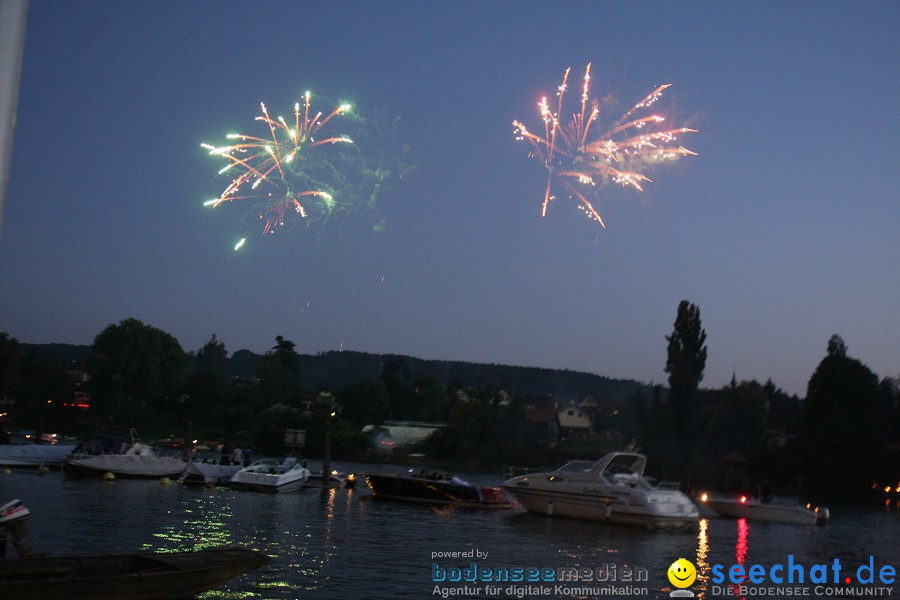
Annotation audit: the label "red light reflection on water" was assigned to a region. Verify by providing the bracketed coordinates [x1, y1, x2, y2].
[725, 518, 750, 600]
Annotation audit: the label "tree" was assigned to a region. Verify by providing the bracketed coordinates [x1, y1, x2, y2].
[380, 357, 414, 418]
[184, 334, 231, 425]
[0, 332, 21, 403]
[664, 300, 707, 443]
[253, 403, 302, 455]
[256, 335, 301, 407]
[87, 318, 186, 423]
[799, 335, 891, 498]
[195, 334, 229, 380]
[701, 381, 767, 462]
[338, 381, 389, 426]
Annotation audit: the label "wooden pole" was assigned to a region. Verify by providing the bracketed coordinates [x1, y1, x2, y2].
[322, 431, 331, 487]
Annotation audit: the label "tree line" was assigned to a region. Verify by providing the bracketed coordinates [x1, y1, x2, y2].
[0, 303, 897, 500]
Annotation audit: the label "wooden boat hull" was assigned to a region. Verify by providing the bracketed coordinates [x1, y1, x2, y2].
[365, 473, 511, 508]
[0, 547, 269, 600]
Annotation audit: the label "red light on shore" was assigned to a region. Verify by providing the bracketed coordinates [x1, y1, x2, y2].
[739, 496, 747, 503]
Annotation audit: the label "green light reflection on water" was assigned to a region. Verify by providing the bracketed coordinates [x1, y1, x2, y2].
[141, 488, 235, 552]
[138, 483, 361, 594]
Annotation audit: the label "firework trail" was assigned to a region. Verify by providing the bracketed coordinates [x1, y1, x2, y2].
[513, 64, 696, 226]
[202, 91, 354, 248]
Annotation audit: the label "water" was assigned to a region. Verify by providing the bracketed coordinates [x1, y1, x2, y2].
[2, 464, 898, 599]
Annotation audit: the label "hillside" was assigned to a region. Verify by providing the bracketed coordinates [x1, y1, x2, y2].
[20, 344, 658, 403]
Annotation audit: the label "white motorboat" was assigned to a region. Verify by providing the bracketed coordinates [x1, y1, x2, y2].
[502, 451, 698, 528]
[180, 461, 243, 486]
[0, 443, 78, 469]
[64, 433, 187, 479]
[698, 493, 829, 525]
[229, 457, 310, 493]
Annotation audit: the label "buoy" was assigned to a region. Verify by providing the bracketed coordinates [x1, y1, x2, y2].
[2, 468, 11, 475]
[103, 472, 115, 481]
[160, 477, 171, 485]
[38, 466, 50, 475]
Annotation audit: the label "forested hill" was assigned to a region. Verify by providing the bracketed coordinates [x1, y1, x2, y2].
[21, 344, 656, 403]
[290, 350, 654, 403]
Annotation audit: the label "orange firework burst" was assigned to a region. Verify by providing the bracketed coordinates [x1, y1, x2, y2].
[202, 91, 353, 246]
[513, 64, 696, 226]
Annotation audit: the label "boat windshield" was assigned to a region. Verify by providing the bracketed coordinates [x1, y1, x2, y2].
[603, 454, 645, 475]
[557, 461, 595, 474]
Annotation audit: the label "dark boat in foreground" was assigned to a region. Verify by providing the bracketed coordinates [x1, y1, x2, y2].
[364, 469, 512, 508]
[0, 546, 269, 600]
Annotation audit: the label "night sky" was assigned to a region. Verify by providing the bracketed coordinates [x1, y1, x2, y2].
[1, 1, 897, 397]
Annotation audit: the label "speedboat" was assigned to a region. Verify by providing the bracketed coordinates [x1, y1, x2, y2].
[698, 493, 829, 525]
[364, 469, 512, 508]
[502, 451, 698, 528]
[64, 433, 187, 479]
[229, 457, 309, 493]
[0, 442, 78, 469]
[180, 461, 243, 486]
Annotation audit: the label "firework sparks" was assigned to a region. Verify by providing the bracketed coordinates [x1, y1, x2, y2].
[513, 64, 696, 226]
[202, 92, 354, 248]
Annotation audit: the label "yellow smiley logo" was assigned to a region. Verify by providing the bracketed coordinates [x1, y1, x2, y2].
[667, 558, 697, 588]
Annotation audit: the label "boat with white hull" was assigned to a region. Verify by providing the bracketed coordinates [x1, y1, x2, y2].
[180, 461, 243, 486]
[0, 443, 77, 469]
[699, 493, 829, 526]
[64, 433, 187, 479]
[502, 451, 698, 529]
[229, 458, 309, 493]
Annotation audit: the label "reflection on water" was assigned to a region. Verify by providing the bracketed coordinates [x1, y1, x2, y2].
[727, 518, 750, 600]
[695, 518, 710, 594]
[3, 467, 899, 598]
[145, 491, 236, 551]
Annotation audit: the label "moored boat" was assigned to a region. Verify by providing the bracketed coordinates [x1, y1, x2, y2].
[698, 493, 829, 525]
[229, 457, 310, 493]
[0, 546, 269, 600]
[0, 443, 78, 469]
[502, 451, 698, 528]
[364, 469, 512, 508]
[180, 460, 243, 486]
[64, 432, 187, 479]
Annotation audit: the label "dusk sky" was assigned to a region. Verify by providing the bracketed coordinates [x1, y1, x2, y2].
[1, 1, 897, 397]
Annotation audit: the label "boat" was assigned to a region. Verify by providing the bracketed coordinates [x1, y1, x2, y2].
[179, 460, 243, 486]
[64, 432, 187, 479]
[698, 493, 829, 525]
[0, 443, 78, 469]
[364, 469, 512, 508]
[502, 451, 699, 528]
[229, 457, 310, 493]
[306, 469, 358, 489]
[0, 546, 269, 600]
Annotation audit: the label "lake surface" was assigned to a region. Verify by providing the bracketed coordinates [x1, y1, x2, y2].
[2, 463, 898, 599]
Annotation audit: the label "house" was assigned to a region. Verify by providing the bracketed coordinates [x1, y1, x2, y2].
[299, 387, 337, 413]
[490, 388, 512, 408]
[556, 405, 592, 438]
